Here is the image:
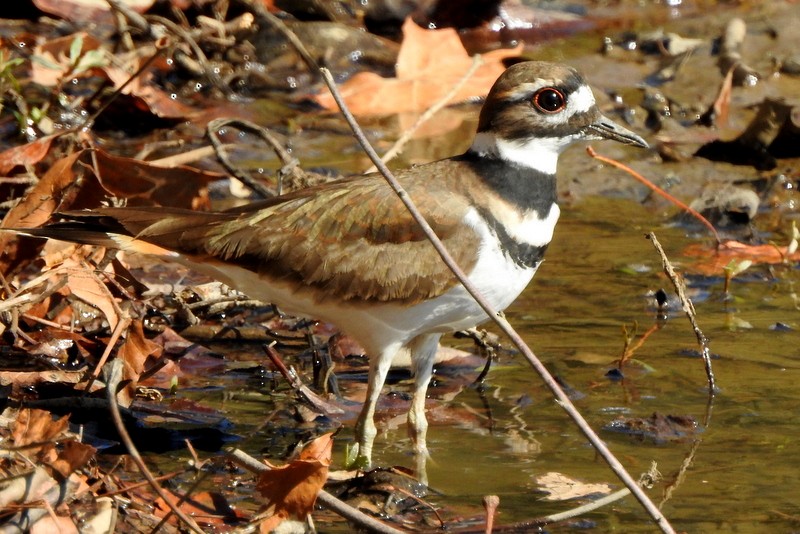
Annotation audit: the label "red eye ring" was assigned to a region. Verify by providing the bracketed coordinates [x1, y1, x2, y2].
[532, 87, 566, 113]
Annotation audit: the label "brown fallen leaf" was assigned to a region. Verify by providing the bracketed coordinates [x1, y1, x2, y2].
[0, 150, 103, 273]
[152, 487, 244, 527]
[58, 257, 120, 330]
[0, 134, 62, 175]
[33, 0, 155, 25]
[682, 240, 800, 276]
[256, 433, 333, 532]
[117, 319, 163, 406]
[533, 472, 612, 501]
[313, 18, 522, 115]
[11, 408, 70, 447]
[30, 32, 103, 87]
[93, 148, 221, 210]
[50, 440, 97, 479]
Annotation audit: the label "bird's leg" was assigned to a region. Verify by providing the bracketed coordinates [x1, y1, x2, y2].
[353, 343, 400, 467]
[407, 333, 442, 485]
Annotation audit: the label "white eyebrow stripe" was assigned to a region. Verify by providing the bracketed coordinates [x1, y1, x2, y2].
[569, 84, 596, 114]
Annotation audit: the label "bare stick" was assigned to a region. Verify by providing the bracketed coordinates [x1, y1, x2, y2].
[365, 55, 484, 173]
[320, 66, 675, 533]
[647, 232, 715, 394]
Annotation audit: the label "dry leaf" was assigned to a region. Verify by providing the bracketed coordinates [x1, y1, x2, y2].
[0, 134, 61, 175]
[93, 148, 220, 210]
[256, 433, 333, 532]
[313, 18, 522, 115]
[152, 488, 243, 526]
[11, 408, 69, 447]
[533, 472, 612, 501]
[59, 257, 119, 330]
[50, 440, 97, 478]
[33, 0, 154, 25]
[117, 319, 162, 405]
[683, 240, 800, 275]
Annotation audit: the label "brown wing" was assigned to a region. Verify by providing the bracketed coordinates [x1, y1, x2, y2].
[88, 167, 480, 304]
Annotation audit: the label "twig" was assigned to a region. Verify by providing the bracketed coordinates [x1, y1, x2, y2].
[647, 232, 715, 395]
[619, 322, 662, 369]
[82, 314, 132, 396]
[587, 146, 721, 245]
[365, 55, 484, 173]
[226, 448, 405, 534]
[320, 66, 675, 534]
[104, 358, 206, 534]
[660, 438, 701, 507]
[264, 343, 344, 416]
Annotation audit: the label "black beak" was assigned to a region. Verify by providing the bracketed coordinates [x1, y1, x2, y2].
[585, 115, 649, 148]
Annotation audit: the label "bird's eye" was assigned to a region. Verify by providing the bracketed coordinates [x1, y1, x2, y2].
[533, 88, 566, 113]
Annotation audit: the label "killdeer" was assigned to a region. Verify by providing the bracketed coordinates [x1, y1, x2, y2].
[15, 61, 647, 477]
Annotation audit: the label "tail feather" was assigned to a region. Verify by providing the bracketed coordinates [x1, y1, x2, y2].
[9, 225, 180, 258]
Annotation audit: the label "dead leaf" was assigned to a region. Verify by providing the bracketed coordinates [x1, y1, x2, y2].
[104, 59, 197, 119]
[93, 148, 221, 209]
[11, 409, 69, 449]
[30, 515, 80, 534]
[1, 150, 86, 230]
[50, 440, 97, 478]
[313, 18, 522, 115]
[533, 472, 612, 501]
[33, 0, 155, 25]
[117, 319, 162, 406]
[0, 370, 84, 388]
[256, 433, 333, 532]
[0, 150, 95, 273]
[0, 134, 61, 175]
[30, 32, 104, 87]
[59, 257, 119, 330]
[151, 488, 244, 527]
[683, 240, 800, 275]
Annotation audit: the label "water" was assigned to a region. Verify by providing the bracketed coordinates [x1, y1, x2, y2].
[354, 196, 800, 532]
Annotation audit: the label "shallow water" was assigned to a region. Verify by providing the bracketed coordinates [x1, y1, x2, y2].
[329, 195, 800, 532]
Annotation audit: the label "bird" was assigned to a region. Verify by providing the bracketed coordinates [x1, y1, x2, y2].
[14, 61, 647, 479]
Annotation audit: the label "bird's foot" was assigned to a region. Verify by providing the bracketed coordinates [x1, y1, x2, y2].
[346, 442, 373, 470]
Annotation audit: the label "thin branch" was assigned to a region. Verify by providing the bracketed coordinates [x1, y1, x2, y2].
[647, 232, 715, 395]
[207, 118, 300, 198]
[319, 66, 675, 534]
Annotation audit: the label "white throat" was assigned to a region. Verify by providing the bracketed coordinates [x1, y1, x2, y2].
[470, 132, 576, 175]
